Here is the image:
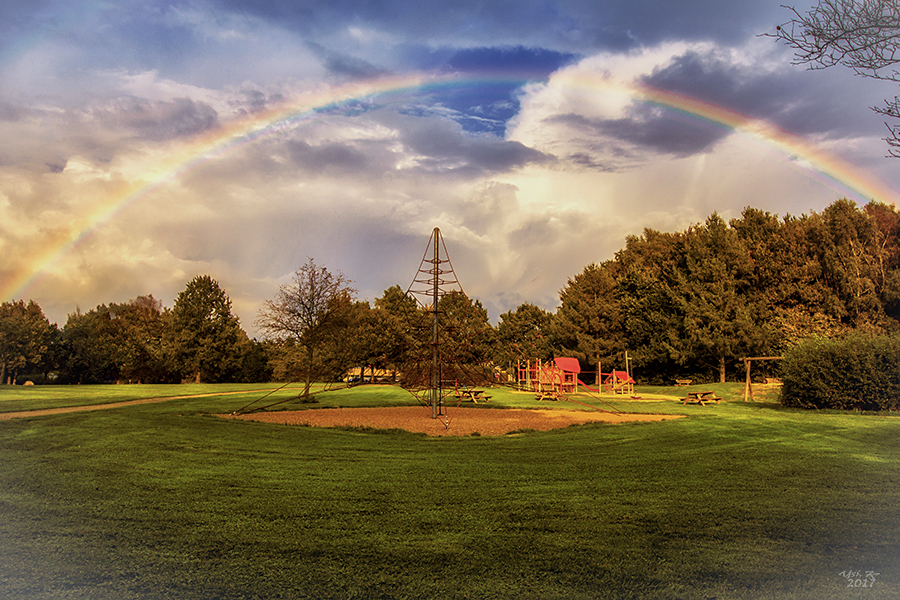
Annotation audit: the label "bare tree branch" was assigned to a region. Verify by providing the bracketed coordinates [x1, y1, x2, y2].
[255, 258, 356, 396]
[767, 0, 900, 155]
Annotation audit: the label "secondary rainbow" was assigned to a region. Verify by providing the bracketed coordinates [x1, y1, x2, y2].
[4, 70, 898, 301]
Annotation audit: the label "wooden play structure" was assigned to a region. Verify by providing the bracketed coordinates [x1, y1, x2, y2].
[604, 370, 635, 395]
[518, 355, 637, 399]
[518, 358, 580, 400]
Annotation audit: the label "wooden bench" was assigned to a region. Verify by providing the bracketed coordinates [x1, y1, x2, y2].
[675, 379, 693, 386]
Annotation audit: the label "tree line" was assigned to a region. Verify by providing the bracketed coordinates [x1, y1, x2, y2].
[2, 199, 898, 386]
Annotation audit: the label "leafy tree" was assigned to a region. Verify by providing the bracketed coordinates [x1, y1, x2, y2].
[676, 214, 762, 382]
[60, 307, 118, 384]
[315, 299, 377, 383]
[771, 0, 900, 155]
[615, 231, 685, 379]
[236, 339, 273, 383]
[0, 300, 55, 384]
[495, 302, 553, 370]
[865, 200, 900, 319]
[551, 261, 624, 372]
[166, 275, 248, 383]
[348, 286, 421, 382]
[818, 198, 886, 325]
[60, 296, 171, 384]
[436, 291, 495, 366]
[255, 259, 355, 396]
[113, 296, 169, 383]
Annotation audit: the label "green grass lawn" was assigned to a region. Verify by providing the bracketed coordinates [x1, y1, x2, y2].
[1, 383, 898, 599]
[0, 383, 318, 413]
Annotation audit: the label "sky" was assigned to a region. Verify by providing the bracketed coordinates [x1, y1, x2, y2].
[2, 0, 899, 335]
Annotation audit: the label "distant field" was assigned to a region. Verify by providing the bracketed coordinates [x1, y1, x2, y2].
[0, 383, 898, 599]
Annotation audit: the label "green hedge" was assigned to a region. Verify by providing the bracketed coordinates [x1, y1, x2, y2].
[781, 333, 900, 410]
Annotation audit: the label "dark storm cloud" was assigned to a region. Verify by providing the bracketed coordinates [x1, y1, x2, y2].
[445, 46, 577, 75]
[306, 42, 389, 80]
[641, 49, 877, 139]
[547, 110, 726, 158]
[0, 101, 28, 122]
[389, 113, 554, 175]
[107, 98, 219, 141]
[538, 45, 887, 162]
[287, 140, 372, 173]
[214, 0, 784, 51]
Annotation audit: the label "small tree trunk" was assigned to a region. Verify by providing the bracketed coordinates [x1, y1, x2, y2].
[303, 346, 314, 397]
[719, 355, 726, 383]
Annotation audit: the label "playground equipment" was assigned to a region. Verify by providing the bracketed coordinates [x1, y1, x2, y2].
[604, 370, 635, 395]
[401, 228, 495, 424]
[518, 358, 578, 400]
[518, 356, 638, 398]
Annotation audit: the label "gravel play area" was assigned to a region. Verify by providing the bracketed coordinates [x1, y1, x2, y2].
[224, 406, 683, 436]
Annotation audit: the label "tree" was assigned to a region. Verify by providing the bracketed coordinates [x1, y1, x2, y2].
[166, 275, 248, 383]
[435, 291, 495, 367]
[351, 286, 421, 381]
[612, 231, 688, 379]
[0, 300, 55, 384]
[60, 306, 119, 384]
[865, 201, 900, 319]
[771, 0, 900, 155]
[495, 302, 553, 369]
[255, 259, 355, 396]
[60, 297, 171, 384]
[675, 214, 762, 382]
[551, 262, 625, 371]
[115, 295, 170, 383]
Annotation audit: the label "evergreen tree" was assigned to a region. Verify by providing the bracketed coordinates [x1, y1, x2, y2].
[495, 302, 554, 369]
[551, 262, 624, 371]
[166, 275, 248, 383]
[676, 214, 761, 382]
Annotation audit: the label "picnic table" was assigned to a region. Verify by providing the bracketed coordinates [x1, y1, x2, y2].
[682, 390, 721, 406]
[536, 391, 561, 401]
[457, 389, 491, 403]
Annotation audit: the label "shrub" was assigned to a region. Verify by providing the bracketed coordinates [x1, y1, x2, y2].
[781, 333, 900, 410]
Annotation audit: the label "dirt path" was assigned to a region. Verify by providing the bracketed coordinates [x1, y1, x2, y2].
[225, 406, 683, 437]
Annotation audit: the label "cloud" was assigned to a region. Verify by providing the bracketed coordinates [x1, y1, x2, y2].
[546, 109, 727, 158]
[378, 111, 554, 176]
[103, 97, 219, 141]
[210, 0, 783, 52]
[306, 41, 389, 80]
[640, 45, 880, 139]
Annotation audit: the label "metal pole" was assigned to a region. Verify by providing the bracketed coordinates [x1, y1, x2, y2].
[431, 227, 440, 419]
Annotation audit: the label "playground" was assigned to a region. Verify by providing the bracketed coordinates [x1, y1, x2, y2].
[516, 356, 636, 400]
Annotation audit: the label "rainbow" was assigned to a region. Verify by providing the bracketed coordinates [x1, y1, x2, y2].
[4, 70, 898, 300]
